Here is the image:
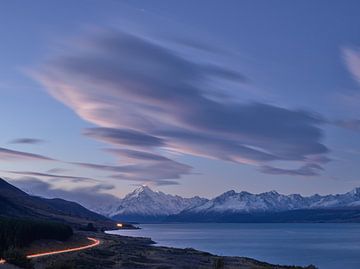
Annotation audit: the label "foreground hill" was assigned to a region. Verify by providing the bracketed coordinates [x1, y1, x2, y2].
[0, 178, 114, 228]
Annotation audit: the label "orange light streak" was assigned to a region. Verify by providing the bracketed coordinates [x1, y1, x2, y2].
[26, 237, 100, 259]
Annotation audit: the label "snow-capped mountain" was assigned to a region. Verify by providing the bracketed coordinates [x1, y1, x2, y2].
[109, 185, 208, 222]
[180, 187, 360, 215]
[309, 187, 360, 208]
[93, 186, 360, 223]
[167, 187, 360, 223]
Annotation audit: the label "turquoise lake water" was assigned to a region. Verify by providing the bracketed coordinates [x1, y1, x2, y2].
[107, 223, 360, 269]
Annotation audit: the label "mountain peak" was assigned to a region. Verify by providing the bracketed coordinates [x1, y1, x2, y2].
[263, 190, 280, 196]
[222, 190, 236, 196]
[349, 187, 360, 196]
[110, 186, 208, 220]
[135, 185, 153, 193]
[129, 185, 156, 197]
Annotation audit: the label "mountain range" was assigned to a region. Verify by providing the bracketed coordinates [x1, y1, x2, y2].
[100, 185, 360, 223]
[5, 176, 360, 224]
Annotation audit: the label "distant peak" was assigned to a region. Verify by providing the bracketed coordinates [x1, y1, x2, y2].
[136, 185, 152, 192]
[220, 190, 236, 197]
[128, 185, 155, 197]
[264, 190, 279, 195]
[349, 187, 360, 195]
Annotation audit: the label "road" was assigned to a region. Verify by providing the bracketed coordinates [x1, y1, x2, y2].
[0, 237, 100, 264]
[27, 237, 100, 259]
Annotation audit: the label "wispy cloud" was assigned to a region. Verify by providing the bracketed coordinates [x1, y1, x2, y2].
[335, 119, 360, 132]
[333, 49, 360, 133]
[260, 163, 324, 176]
[46, 168, 70, 174]
[6, 170, 97, 183]
[108, 175, 180, 186]
[72, 158, 191, 185]
[0, 147, 54, 161]
[35, 30, 329, 178]
[104, 148, 171, 162]
[9, 138, 45, 145]
[8, 177, 120, 212]
[343, 47, 360, 85]
[84, 127, 165, 148]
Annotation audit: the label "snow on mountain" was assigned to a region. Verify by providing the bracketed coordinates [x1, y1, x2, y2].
[182, 187, 360, 214]
[108, 185, 208, 218]
[309, 187, 360, 208]
[93, 186, 360, 221]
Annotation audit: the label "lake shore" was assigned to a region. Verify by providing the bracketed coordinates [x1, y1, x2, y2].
[27, 231, 317, 269]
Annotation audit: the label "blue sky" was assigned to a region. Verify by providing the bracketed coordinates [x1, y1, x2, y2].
[1, 0, 360, 201]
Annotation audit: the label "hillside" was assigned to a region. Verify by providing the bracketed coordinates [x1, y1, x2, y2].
[0, 178, 115, 228]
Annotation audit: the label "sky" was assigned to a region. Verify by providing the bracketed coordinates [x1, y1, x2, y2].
[1, 0, 360, 203]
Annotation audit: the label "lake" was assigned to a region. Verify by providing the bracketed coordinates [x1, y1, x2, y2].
[107, 223, 360, 269]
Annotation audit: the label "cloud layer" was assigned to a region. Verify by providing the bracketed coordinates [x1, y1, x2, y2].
[343, 47, 360, 85]
[6, 170, 96, 183]
[260, 163, 324, 176]
[36, 30, 329, 182]
[335, 119, 360, 132]
[0, 147, 53, 161]
[9, 138, 45, 145]
[9, 177, 120, 213]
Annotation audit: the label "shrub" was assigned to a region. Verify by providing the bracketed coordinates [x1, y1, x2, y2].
[45, 261, 75, 269]
[0, 217, 73, 254]
[213, 257, 225, 269]
[79, 223, 97, 232]
[2, 248, 33, 269]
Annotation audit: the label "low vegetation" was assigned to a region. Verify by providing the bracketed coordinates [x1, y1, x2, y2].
[0, 216, 73, 266]
[2, 248, 33, 268]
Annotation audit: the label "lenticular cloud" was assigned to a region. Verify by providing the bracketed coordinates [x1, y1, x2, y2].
[35, 30, 329, 181]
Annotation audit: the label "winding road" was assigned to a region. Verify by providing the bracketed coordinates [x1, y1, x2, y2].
[0, 237, 100, 265]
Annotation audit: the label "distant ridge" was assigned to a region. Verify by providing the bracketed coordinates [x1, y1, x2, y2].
[169, 187, 360, 223]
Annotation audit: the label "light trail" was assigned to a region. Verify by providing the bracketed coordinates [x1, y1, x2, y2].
[26, 237, 100, 259]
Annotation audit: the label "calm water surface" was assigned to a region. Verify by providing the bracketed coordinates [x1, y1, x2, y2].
[107, 223, 360, 269]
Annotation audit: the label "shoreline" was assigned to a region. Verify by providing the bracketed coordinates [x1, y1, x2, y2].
[26, 230, 317, 269]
